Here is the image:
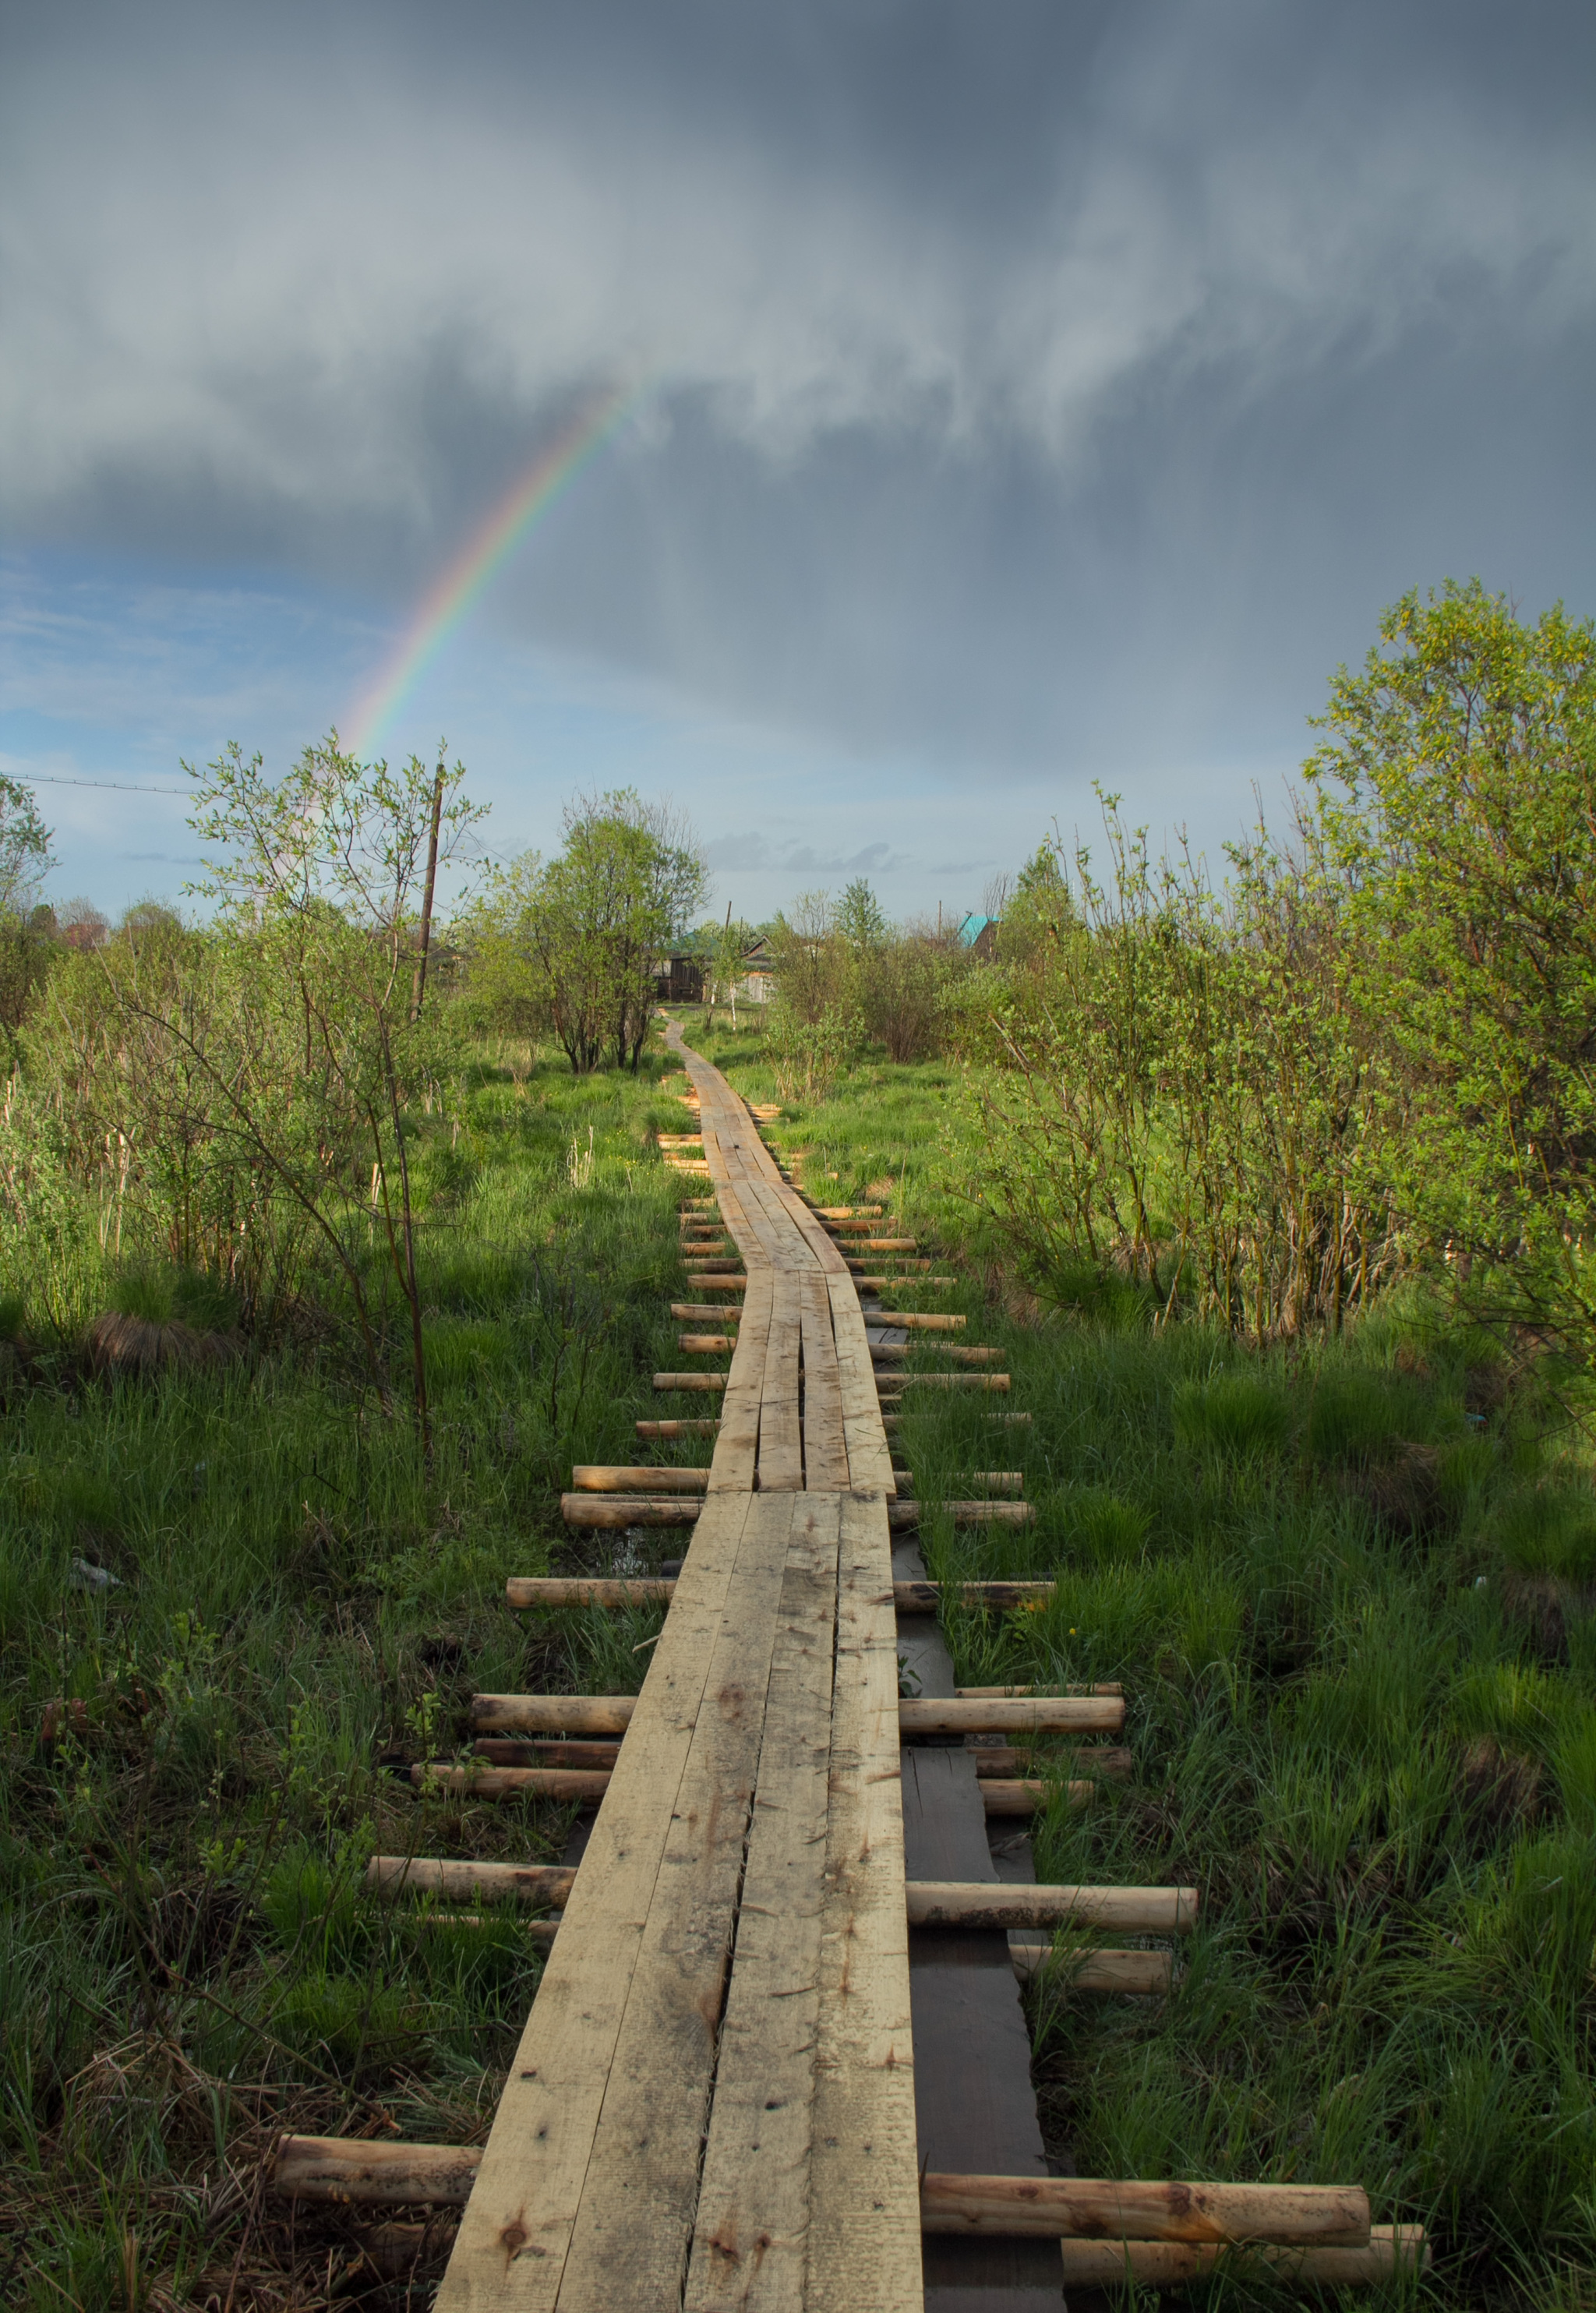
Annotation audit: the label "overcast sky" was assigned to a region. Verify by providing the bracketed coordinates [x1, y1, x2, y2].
[2, 0, 1592, 923]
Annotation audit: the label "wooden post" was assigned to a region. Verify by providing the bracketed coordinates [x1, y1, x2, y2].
[409, 757, 446, 1023]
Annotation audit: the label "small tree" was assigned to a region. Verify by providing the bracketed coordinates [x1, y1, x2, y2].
[471, 792, 706, 1074]
[1308, 579, 1596, 1351]
[0, 778, 55, 1058]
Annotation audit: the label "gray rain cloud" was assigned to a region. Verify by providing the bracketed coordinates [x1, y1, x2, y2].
[3, 0, 1594, 810]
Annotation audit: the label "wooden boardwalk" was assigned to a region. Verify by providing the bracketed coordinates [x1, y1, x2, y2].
[277, 1033, 1421, 2304]
[434, 1032, 920, 2310]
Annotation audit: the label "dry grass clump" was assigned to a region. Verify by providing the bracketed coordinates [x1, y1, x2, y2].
[84, 1310, 240, 1376]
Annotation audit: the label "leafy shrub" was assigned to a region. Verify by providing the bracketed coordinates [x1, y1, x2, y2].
[763, 1004, 862, 1104]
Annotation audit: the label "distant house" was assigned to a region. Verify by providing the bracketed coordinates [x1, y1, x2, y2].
[956, 913, 1001, 961]
[651, 953, 704, 1003]
[737, 934, 775, 1005]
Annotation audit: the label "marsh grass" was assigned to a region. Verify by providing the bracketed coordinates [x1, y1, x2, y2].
[0, 1036, 704, 2308]
[9, 1023, 1596, 2307]
[891, 1289, 1596, 2308]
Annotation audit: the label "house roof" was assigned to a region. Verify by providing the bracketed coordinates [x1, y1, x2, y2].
[956, 913, 993, 947]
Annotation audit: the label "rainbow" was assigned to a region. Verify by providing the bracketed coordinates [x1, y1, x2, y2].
[344, 384, 635, 760]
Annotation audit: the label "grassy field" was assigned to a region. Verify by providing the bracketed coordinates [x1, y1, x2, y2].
[5, 1015, 1596, 2306]
[0, 1041, 697, 2309]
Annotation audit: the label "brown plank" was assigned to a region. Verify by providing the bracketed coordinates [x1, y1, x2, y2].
[685, 1494, 842, 2310]
[827, 1271, 895, 1498]
[549, 1492, 803, 2310]
[800, 1273, 850, 1492]
[757, 1271, 804, 1492]
[432, 1490, 764, 2311]
[708, 1270, 774, 1493]
[808, 1490, 921, 2312]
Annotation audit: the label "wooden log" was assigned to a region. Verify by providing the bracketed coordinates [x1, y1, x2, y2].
[634, 1418, 722, 1437]
[367, 1856, 575, 1905]
[899, 1697, 1124, 1735]
[846, 1256, 934, 1271]
[887, 1500, 1036, 1528]
[411, 1765, 613, 1802]
[906, 1884, 1197, 1933]
[475, 1739, 620, 1768]
[562, 1494, 700, 1528]
[418, 1762, 1076, 1819]
[889, 1471, 1025, 1497]
[971, 1745, 1132, 1778]
[877, 1373, 1010, 1392]
[811, 1205, 884, 1218]
[506, 1577, 679, 1607]
[1054, 2227, 1429, 2286]
[870, 1344, 1003, 1366]
[892, 1580, 1054, 1610]
[503, 1575, 1058, 1612]
[272, 2142, 1389, 2278]
[918, 2175, 1369, 2246]
[873, 1311, 966, 1330]
[471, 1693, 1118, 1737]
[1009, 1944, 1170, 1992]
[959, 1683, 1122, 1699]
[571, 1466, 709, 1492]
[856, 1274, 957, 1288]
[657, 1135, 703, 1147]
[678, 1332, 736, 1353]
[651, 1372, 729, 1392]
[274, 2135, 482, 2207]
[981, 1778, 1092, 1815]
[669, 1303, 742, 1322]
[471, 1695, 637, 1736]
[836, 1237, 919, 1251]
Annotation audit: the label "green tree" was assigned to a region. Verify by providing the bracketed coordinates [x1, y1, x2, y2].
[0, 777, 55, 1058]
[468, 792, 706, 1074]
[1308, 578, 1596, 1351]
[836, 877, 888, 954]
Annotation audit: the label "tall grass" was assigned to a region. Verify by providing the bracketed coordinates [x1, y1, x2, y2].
[895, 1289, 1596, 2308]
[0, 1038, 699, 2307]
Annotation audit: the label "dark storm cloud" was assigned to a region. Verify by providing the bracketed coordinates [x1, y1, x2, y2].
[2, 0, 1592, 787]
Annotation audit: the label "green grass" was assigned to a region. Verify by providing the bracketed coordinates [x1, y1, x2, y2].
[6, 1021, 1596, 2307]
[0, 1035, 701, 2307]
[889, 1295, 1596, 2309]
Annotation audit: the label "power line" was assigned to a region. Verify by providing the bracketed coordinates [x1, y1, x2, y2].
[19, 774, 190, 796]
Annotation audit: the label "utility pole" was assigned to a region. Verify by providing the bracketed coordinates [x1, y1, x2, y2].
[410, 756, 446, 1023]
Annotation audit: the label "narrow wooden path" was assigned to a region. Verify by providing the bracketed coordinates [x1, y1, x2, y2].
[277, 1031, 1423, 2304]
[435, 1029, 920, 2310]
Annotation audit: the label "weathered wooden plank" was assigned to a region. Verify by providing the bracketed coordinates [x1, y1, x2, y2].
[808, 1490, 921, 2313]
[685, 1494, 842, 2311]
[549, 1492, 802, 2311]
[800, 1273, 851, 1492]
[827, 1272, 895, 1498]
[709, 1270, 774, 1493]
[432, 1490, 762, 2313]
[757, 1272, 804, 1492]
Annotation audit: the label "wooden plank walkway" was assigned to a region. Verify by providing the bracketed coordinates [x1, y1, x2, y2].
[302, 1034, 1415, 2303]
[433, 1030, 921, 2311]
